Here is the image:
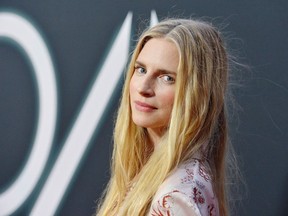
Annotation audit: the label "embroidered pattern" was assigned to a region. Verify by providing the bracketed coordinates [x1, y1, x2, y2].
[180, 166, 194, 184]
[198, 162, 211, 182]
[192, 187, 205, 204]
[208, 204, 215, 216]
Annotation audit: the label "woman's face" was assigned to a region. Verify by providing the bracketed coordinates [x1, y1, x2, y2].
[129, 38, 179, 135]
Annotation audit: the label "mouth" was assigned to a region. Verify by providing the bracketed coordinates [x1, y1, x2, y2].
[134, 101, 157, 112]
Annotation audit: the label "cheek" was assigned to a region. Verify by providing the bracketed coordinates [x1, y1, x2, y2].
[161, 90, 175, 110]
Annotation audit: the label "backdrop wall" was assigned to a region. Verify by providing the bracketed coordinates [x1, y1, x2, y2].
[0, 0, 287, 215]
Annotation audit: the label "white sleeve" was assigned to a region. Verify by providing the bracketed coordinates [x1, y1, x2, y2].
[146, 159, 219, 216]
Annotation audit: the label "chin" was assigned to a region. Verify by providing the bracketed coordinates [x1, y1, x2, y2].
[132, 118, 152, 128]
[132, 121, 150, 128]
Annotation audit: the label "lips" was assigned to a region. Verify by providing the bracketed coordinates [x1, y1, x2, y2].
[134, 101, 157, 112]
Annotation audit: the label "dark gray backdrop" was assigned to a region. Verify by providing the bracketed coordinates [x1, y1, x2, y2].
[0, 0, 287, 215]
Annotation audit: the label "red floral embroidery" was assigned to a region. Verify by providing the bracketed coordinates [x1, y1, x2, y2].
[162, 194, 172, 208]
[198, 162, 211, 182]
[192, 187, 205, 204]
[208, 204, 215, 216]
[151, 207, 171, 216]
[150, 190, 181, 216]
[181, 169, 194, 184]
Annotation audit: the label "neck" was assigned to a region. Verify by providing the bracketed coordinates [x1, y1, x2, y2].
[146, 127, 166, 148]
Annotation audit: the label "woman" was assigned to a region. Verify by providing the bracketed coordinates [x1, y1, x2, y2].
[97, 18, 232, 216]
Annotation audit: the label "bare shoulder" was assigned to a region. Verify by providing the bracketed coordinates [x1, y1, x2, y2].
[147, 159, 219, 216]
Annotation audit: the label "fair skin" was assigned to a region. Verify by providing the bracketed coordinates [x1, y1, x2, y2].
[129, 38, 179, 145]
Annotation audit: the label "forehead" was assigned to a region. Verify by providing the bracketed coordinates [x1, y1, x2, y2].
[136, 38, 179, 72]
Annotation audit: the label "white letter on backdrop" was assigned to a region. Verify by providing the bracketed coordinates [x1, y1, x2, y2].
[0, 12, 57, 215]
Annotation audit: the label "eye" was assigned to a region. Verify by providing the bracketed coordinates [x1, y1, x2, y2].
[135, 66, 146, 74]
[161, 75, 175, 84]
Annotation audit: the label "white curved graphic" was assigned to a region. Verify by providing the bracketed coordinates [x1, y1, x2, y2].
[0, 12, 57, 215]
[150, 10, 159, 27]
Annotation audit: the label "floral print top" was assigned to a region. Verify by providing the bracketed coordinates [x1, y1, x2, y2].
[147, 159, 219, 216]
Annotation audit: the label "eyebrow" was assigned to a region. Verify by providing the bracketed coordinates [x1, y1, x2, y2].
[134, 60, 177, 75]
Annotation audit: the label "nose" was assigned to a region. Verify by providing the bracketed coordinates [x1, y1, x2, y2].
[137, 75, 154, 97]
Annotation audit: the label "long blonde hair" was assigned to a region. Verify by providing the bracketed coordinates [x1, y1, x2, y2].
[97, 18, 230, 216]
